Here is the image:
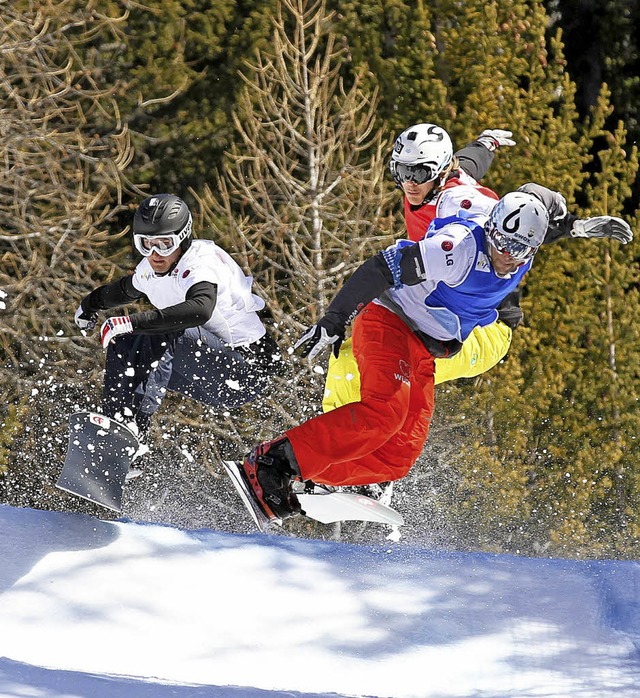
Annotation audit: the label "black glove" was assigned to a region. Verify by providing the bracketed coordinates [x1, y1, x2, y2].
[497, 305, 524, 330]
[497, 291, 523, 330]
[571, 216, 633, 244]
[294, 318, 344, 360]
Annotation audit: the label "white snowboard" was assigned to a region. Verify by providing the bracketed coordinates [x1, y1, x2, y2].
[296, 488, 404, 526]
[222, 461, 404, 531]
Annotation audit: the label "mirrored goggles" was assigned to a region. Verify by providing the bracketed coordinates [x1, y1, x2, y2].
[393, 162, 438, 185]
[134, 234, 182, 257]
[488, 227, 538, 262]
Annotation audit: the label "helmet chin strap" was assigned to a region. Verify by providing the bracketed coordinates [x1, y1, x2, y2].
[420, 191, 437, 206]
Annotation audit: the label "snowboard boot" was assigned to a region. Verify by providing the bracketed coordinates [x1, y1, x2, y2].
[241, 437, 302, 521]
[125, 442, 151, 481]
[101, 409, 150, 482]
[351, 482, 389, 499]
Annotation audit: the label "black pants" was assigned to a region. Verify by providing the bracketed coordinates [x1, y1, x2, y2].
[102, 328, 282, 431]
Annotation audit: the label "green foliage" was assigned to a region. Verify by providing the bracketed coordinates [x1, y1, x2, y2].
[547, 0, 640, 157]
[77, 0, 281, 194]
[330, 0, 449, 133]
[445, 100, 640, 557]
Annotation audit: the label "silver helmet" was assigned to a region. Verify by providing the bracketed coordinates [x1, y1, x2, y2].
[485, 192, 549, 262]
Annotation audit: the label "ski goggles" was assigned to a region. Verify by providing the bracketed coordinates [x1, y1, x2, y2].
[134, 233, 182, 257]
[393, 162, 439, 185]
[487, 226, 538, 262]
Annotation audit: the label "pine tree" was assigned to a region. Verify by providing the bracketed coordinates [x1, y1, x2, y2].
[519, 104, 640, 558]
[80, 0, 278, 194]
[360, 0, 640, 557]
[446, 89, 639, 557]
[330, 0, 450, 134]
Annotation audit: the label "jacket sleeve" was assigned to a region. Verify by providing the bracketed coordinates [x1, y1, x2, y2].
[455, 142, 495, 181]
[322, 245, 424, 331]
[517, 183, 578, 244]
[129, 281, 218, 334]
[81, 275, 144, 313]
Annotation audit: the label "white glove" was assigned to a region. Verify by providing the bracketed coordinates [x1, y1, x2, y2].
[100, 316, 133, 348]
[476, 129, 516, 152]
[74, 304, 97, 331]
[294, 321, 343, 361]
[0, 288, 6, 310]
[571, 216, 633, 244]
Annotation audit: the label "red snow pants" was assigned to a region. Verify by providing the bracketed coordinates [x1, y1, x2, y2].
[286, 303, 436, 485]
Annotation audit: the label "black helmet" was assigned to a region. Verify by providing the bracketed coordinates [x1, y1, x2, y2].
[132, 193, 193, 253]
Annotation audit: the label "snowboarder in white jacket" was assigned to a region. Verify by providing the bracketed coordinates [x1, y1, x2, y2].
[74, 193, 281, 435]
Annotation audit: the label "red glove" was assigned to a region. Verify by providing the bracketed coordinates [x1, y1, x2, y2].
[100, 316, 133, 348]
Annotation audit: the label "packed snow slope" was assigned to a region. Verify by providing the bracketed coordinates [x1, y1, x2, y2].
[0, 504, 639, 698]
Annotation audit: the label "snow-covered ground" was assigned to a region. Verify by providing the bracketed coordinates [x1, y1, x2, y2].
[0, 504, 638, 698]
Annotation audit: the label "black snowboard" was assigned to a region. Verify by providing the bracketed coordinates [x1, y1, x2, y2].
[56, 412, 139, 512]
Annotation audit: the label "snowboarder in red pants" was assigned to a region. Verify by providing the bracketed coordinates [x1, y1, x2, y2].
[241, 186, 632, 522]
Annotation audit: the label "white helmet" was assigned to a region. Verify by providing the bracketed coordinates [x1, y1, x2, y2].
[389, 123, 453, 186]
[486, 192, 549, 261]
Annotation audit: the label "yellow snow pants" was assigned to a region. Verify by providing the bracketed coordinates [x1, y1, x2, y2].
[322, 320, 512, 413]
